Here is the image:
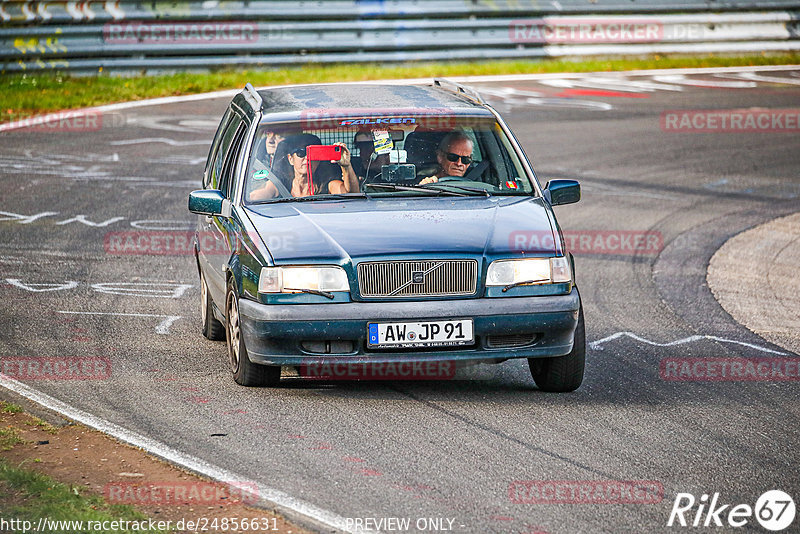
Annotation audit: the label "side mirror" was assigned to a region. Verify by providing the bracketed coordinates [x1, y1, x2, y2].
[544, 179, 580, 206]
[189, 189, 227, 216]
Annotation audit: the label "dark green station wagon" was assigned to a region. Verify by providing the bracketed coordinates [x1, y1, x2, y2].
[189, 80, 585, 391]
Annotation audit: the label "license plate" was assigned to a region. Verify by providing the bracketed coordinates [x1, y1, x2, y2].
[367, 319, 474, 348]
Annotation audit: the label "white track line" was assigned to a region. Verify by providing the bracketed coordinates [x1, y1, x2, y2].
[0, 375, 356, 533]
[590, 331, 788, 355]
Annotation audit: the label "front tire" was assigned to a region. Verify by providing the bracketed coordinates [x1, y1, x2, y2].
[201, 272, 225, 341]
[225, 279, 280, 387]
[528, 306, 585, 392]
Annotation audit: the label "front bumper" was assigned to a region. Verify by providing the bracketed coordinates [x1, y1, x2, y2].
[238, 288, 581, 366]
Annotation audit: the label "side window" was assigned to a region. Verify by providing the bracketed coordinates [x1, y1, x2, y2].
[207, 114, 243, 190]
[218, 123, 248, 200]
[203, 109, 232, 188]
[474, 129, 504, 186]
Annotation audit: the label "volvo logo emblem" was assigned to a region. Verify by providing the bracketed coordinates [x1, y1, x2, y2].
[388, 262, 445, 296]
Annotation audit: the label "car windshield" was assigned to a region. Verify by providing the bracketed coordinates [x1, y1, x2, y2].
[243, 114, 538, 204]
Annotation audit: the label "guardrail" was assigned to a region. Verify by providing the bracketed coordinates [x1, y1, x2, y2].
[1, 1, 798, 74]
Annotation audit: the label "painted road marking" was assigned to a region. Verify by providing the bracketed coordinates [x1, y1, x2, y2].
[716, 71, 800, 86]
[109, 137, 209, 147]
[55, 215, 126, 227]
[5, 279, 79, 292]
[4, 280, 193, 299]
[90, 282, 193, 299]
[480, 86, 614, 111]
[128, 115, 220, 133]
[56, 311, 182, 334]
[539, 76, 684, 93]
[651, 74, 757, 88]
[0, 210, 59, 224]
[0, 210, 194, 230]
[590, 331, 787, 355]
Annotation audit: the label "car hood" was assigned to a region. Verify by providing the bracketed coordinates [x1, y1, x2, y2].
[244, 196, 558, 264]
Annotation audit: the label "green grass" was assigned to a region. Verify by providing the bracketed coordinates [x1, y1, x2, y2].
[0, 459, 170, 533]
[29, 418, 59, 434]
[0, 427, 23, 450]
[1, 53, 798, 124]
[0, 401, 58, 434]
[0, 402, 24, 414]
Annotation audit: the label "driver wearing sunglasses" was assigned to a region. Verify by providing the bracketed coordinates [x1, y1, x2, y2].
[418, 131, 474, 185]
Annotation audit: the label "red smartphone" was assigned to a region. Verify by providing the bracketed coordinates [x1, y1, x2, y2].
[305, 145, 342, 194]
[306, 144, 342, 161]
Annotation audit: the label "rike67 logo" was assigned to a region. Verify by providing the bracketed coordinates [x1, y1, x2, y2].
[667, 490, 796, 531]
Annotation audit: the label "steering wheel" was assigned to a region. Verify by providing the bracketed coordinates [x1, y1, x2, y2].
[435, 161, 490, 184]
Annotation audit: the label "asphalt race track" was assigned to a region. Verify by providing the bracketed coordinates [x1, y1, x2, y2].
[1, 66, 799, 533]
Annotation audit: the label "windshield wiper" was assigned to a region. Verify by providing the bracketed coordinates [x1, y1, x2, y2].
[502, 280, 546, 292]
[427, 184, 492, 197]
[367, 183, 469, 196]
[252, 192, 370, 204]
[284, 288, 335, 300]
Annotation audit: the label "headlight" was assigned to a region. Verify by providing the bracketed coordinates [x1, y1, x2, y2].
[486, 257, 571, 286]
[258, 266, 350, 293]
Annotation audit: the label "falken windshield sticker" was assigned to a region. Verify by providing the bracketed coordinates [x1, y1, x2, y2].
[339, 117, 417, 126]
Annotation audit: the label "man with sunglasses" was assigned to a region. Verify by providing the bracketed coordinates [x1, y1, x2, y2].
[418, 131, 474, 185]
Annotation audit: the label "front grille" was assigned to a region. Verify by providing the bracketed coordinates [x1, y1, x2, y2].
[485, 333, 539, 349]
[357, 259, 478, 298]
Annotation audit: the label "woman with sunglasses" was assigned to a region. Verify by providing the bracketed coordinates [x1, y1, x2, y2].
[249, 133, 358, 201]
[418, 131, 474, 185]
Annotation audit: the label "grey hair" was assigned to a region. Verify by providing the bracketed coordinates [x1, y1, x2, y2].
[438, 130, 473, 153]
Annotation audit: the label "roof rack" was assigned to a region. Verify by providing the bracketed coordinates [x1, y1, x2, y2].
[243, 82, 263, 111]
[433, 78, 486, 105]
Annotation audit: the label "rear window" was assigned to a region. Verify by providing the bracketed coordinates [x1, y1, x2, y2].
[244, 114, 537, 203]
